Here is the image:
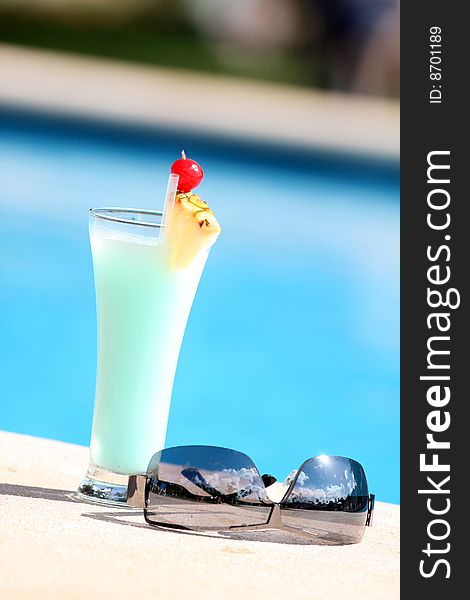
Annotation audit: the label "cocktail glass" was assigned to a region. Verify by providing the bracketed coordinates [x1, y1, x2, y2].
[78, 206, 212, 504]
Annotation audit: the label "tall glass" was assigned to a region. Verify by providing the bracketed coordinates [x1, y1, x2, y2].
[78, 208, 210, 504]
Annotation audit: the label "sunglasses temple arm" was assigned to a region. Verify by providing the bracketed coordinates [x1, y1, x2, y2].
[365, 493, 375, 527]
[127, 474, 147, 508]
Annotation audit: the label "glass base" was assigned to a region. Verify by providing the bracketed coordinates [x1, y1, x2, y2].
[77, 465, 137, 507]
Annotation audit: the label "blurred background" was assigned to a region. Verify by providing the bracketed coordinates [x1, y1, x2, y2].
[0, 1, 399, 501]
[0, 0, 399, 95]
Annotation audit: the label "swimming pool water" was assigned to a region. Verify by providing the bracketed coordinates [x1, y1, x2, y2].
[0, 110, 399, 502]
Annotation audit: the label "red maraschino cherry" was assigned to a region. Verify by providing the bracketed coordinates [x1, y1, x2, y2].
[171, 150, 204, 193]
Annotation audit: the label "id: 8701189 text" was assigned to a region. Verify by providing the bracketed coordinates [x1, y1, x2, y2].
[429, 26, 443, 104]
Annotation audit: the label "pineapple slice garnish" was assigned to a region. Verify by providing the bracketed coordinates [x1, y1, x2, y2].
[166, 191, 221, 268]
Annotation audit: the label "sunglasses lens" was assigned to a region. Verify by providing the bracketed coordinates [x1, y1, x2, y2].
[144, 446, 272, 530]
[282, 456, 370, 544]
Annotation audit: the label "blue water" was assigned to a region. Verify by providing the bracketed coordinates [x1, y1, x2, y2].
[0, 110, 399, 502]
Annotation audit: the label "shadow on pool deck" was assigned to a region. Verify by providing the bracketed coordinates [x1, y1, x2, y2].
[0, 482, 76, 503]
[0, 482, 343, 546]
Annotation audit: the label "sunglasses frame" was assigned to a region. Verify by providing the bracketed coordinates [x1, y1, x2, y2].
[127, 451, 375, 541]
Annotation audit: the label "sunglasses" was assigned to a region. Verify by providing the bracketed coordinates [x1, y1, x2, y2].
[127, 445, 375, 544]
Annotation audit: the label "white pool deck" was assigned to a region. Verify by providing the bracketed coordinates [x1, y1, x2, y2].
[0, 431, 399, 599]
[0, 43, 399, 160]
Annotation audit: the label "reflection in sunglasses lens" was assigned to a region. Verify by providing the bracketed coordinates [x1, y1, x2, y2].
[281, 456, 370, 544]
[145, 445, 273, 530]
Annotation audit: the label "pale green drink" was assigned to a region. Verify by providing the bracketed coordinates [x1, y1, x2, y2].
[78, 206, 215, 503]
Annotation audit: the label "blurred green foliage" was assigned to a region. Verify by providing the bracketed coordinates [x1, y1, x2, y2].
[0, 6, 312, 87]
